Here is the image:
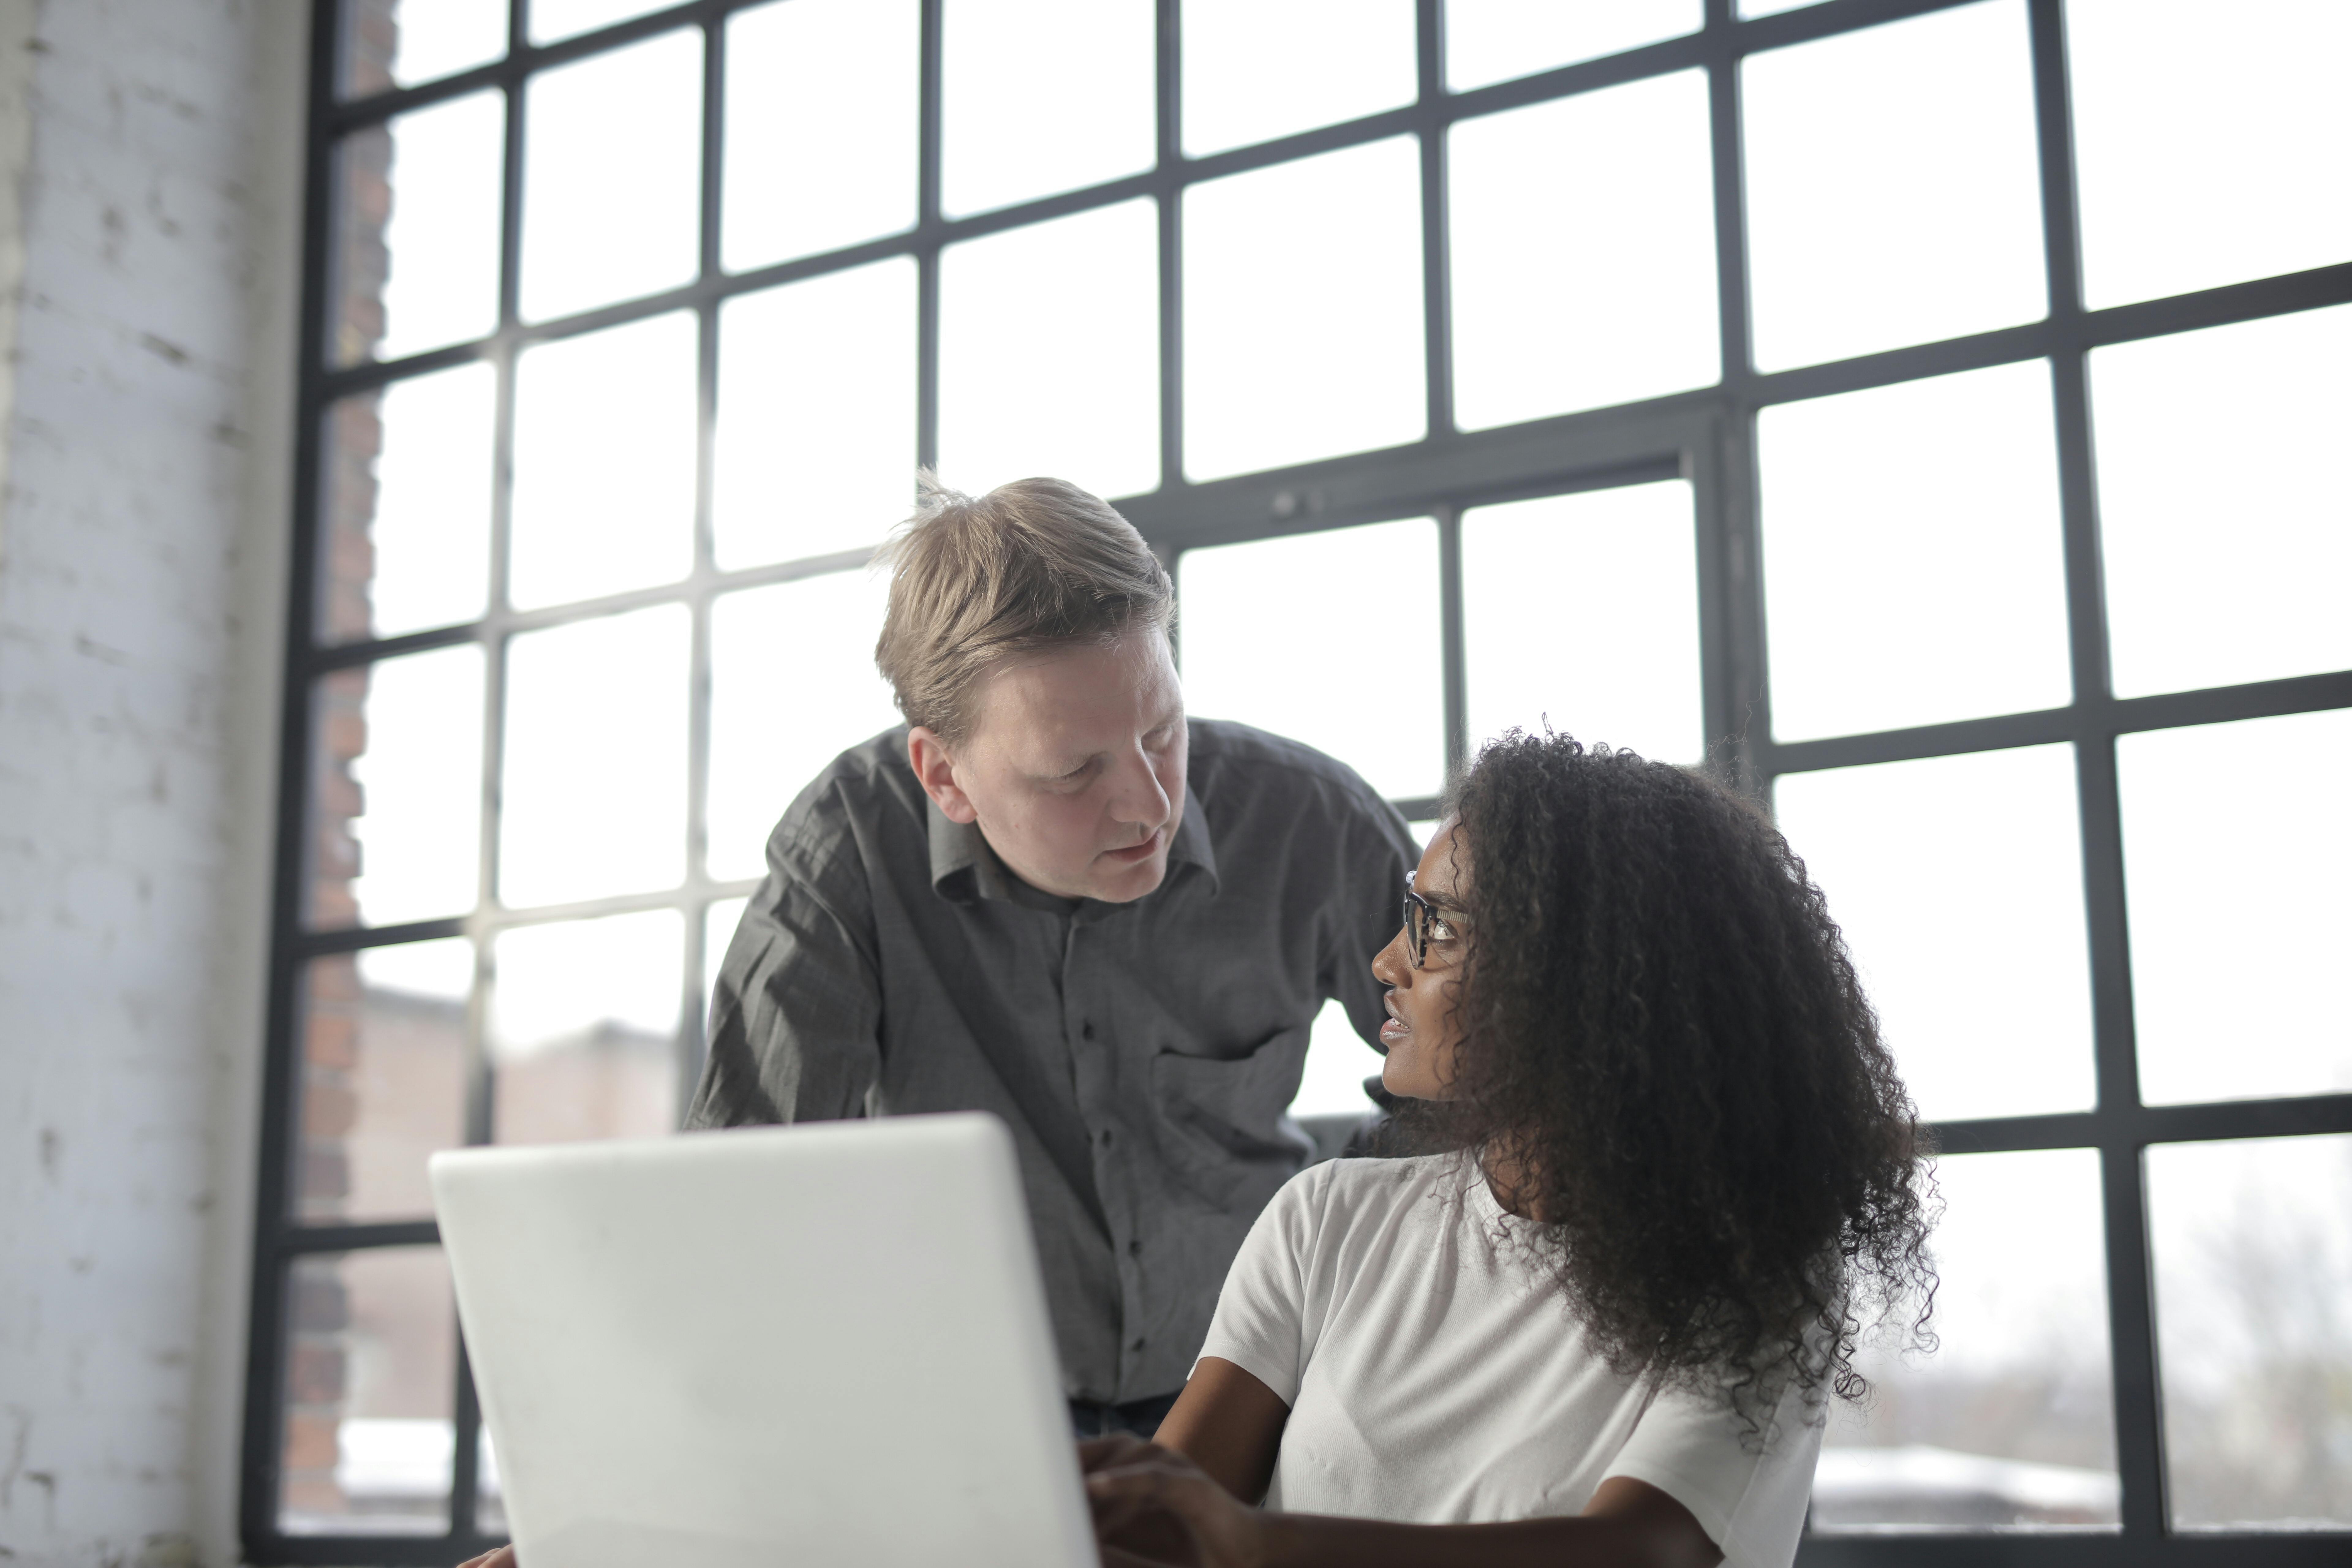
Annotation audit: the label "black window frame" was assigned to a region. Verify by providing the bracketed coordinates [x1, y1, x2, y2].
[250, 0, 2352, 1559]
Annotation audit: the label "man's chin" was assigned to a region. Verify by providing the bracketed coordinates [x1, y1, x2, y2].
[1087, 849, 1170, 904]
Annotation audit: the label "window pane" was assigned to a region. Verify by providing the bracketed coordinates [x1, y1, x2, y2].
[298, 943, 473, 1224]
[1462, 481, 1703, 764]
[2118, 708, 2352, 1106]
[1740, 0, 1822, 15]
[510, 311, 698, 610]
[2069, 1, 2351, 310]
[1450, 70, 1717, 429]
[1742, 0, 2045, 371]
[1812, 1149, 2119, 1531]
[2091, 305, 2352, 699]
[707, 570, 901, 883]
[279, 1247, 455, 1535]
[715, 258, 916, 570]
[1758, 360, 2071, 741]
[723, 0, 918, 271]
[1445, 0, 1699, 91]
[489, 909, 682, 1142]
[519, 28, 701, 321]
[939, 198, 1160, 500]
[2148, 1134, 2352, 1529]
[1293, 997, 1380, 1118]
[499, 605, 689, 907]
[332, 92, 503, 365]
[529, 0, 671, 46]
[322, 365, 496, 644]
[1184, 138, 1425, 480]
[1178, 518, 1443, 799]
[1182, 0, 1416, 157]
[942, 0, 1154, 217]
[344, 0, 509, 95]
[1773, 745, 2095, 1122]
[309, 646, 485, 929]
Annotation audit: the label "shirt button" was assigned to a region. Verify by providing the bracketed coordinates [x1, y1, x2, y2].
[1081, 1021, 1095, 1040]
[1128, 1238, 1142, 1257]
[1099, 1129, 1114, 1148]
[1131, 1338, 1147, 1353]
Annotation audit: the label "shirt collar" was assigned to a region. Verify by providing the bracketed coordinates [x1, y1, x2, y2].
[927, 784, 1219, 907]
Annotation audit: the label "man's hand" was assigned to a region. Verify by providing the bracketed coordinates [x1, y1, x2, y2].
[1083, 1434, 1269, 1568]
[456, 1548, 514, 1568]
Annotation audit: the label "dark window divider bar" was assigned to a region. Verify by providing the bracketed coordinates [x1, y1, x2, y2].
[1153, 0, 1183, 490]
[281, 1217, 441, 1255]
[913, 0, 942, 472]
[449, 1332, 484, 1536]
[1435, 506, 1469, 776]
[1929, 1094, 2352, 1158]
[1763, 670, 2352, 776]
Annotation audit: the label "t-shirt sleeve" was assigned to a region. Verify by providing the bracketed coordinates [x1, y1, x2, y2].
[1601, 1375, 1825, 1568]
[1192, 1164, 1329, 1406]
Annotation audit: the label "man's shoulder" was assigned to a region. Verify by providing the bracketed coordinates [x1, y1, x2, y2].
[1185, 718, 1397, 818]
[770, 726, 924, 856]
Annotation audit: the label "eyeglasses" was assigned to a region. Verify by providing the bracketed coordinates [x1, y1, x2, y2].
[1401, 882, 1466, 970]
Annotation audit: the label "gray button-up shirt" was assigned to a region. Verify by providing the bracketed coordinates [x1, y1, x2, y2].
[690, 719, 1416, 1402]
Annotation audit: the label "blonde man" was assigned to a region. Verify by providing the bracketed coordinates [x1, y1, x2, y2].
[692, 477, 1415, 1440]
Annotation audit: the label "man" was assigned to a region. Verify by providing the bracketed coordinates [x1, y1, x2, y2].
[691, 476, 1416, 1439]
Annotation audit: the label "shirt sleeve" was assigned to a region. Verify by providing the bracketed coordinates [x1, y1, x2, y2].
[1601, 1374, 1826, 1568]
[1192, 1163, 1330, 1406]
[686, 811, 884, 1130]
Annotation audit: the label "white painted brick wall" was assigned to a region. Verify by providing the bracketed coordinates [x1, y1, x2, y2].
[0, 2, 305, 1564]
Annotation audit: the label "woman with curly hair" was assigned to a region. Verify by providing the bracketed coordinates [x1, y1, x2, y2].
[1084, 731, 1935, 1568]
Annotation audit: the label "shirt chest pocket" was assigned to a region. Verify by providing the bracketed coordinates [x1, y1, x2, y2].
[1149, 1025, 1316, 1209]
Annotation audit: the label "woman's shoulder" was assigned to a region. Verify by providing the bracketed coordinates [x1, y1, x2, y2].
[1269, 1150, 1476, 1234]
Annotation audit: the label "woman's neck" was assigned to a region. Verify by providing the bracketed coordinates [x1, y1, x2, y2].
[1480, 1139, 1549, 1223]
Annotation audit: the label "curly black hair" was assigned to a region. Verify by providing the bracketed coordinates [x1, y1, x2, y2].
[1404, 731, 1935, 1421]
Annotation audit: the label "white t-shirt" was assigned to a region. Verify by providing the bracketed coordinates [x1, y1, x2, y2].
[1196, 1153, 1823, 1568]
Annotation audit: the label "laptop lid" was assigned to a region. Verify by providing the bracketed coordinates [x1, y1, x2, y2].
[430, 1113, 1095, 1568]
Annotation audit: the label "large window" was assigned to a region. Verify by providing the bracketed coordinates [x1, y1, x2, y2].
[254, 0, 2352, 1559]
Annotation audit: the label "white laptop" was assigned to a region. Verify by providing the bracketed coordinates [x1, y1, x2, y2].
[429, 1113, 1096, 1568]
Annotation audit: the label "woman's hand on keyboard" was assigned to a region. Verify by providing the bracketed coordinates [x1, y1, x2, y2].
[1083, 1434, 1264, 1568]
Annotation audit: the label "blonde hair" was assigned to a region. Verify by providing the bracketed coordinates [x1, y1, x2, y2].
[874, 474, 1174, 745]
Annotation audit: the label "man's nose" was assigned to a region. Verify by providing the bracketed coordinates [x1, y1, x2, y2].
[1105, 746, 1171, 827]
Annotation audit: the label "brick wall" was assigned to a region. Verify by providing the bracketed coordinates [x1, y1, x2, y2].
[0, 1, 307, 1562]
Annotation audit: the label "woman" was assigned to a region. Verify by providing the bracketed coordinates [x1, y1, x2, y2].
[1084, 732, 1934, 1568]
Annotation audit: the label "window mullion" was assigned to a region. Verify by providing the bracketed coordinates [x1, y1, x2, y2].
[915, 0, 944, 473]
[1156, 0, 1182, 490]
[1415, 0, 1453, 443]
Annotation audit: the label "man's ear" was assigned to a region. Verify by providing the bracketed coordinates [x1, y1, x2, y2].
[907, 727, 979, 824]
